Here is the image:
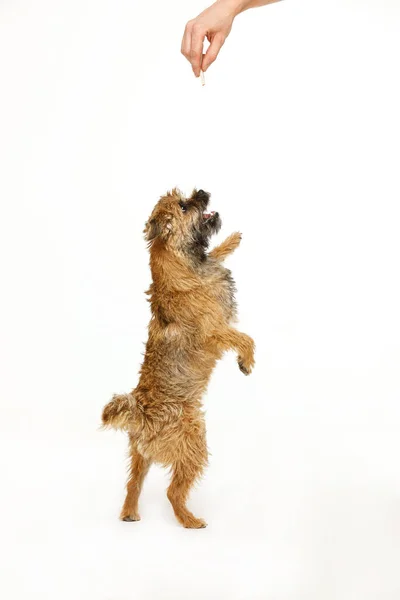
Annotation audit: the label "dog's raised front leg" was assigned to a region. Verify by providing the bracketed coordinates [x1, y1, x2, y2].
[209, 232, 241, 262]
[210, 326, 255, 375]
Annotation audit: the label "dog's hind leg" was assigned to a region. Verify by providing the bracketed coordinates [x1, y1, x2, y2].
[120, 439, 151, 522]
[167, 428, 208, 529]
[167, 461, 207, 529]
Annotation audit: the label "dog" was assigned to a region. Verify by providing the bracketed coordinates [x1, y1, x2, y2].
[102, 188, 255, 528]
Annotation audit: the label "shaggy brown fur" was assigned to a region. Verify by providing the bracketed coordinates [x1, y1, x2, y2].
[102, 188, 255, 528]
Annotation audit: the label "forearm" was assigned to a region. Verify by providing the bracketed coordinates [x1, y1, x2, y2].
[218, 0, 281, 17]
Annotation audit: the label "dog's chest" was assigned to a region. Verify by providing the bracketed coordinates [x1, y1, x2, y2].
[207, 264, 237, 322]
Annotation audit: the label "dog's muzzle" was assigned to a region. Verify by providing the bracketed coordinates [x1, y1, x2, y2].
[194, 189, 210, 210]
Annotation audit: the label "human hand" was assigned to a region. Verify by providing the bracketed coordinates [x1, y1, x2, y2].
[181, 0, 239, 77]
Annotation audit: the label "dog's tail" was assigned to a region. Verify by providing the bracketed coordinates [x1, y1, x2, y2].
[101, 393, 137, 431]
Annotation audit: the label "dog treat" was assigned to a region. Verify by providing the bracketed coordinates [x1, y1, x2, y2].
[200, 70, 205, 86]
[102, 188, 255, 528]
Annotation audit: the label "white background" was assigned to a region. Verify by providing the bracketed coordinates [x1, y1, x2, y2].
[1, 0, 400, 598]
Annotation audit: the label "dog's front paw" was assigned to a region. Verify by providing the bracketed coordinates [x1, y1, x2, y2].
[238, 355, 255, 376]
[230, 231, 242, 249]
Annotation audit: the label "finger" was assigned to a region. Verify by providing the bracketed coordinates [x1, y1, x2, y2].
[181, 22, 192, 59]
[201, 34, 225, 72]
[190, 26, 205, 77]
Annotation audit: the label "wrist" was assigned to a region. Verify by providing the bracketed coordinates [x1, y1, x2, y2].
[215, 0, 249, 18]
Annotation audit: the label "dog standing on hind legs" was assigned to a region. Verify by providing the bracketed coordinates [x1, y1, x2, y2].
[102, 188, 255, 528]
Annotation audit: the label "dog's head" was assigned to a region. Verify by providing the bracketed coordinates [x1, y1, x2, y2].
[144, 188, 221, 260]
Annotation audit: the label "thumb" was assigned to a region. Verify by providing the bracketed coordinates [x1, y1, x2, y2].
[201, 34, 225, 72]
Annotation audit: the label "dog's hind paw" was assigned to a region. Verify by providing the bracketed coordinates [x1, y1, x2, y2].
[182, 516, 207, 529]
[120, 512, 141, 522]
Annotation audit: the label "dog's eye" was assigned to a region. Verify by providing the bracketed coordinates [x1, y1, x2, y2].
[179, 203, 187, 213]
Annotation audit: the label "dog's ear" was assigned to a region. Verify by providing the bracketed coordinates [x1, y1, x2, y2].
[144, 215, 172, 242]
[144, 218, 161, 242]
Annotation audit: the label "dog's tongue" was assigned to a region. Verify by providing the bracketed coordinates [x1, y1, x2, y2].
[203, 211, 215, 219]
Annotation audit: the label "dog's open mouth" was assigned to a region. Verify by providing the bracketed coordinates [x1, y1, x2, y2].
[201, 208, 221, 236]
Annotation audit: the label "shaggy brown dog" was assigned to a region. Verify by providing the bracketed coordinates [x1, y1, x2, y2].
[102, 188, 255, 528]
